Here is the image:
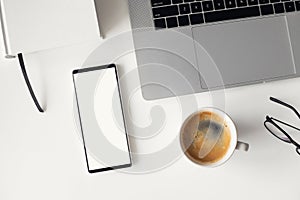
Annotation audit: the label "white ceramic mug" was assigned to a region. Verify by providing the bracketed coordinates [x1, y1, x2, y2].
[180, 107, 249, 167]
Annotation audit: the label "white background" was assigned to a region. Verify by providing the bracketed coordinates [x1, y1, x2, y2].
[0, 0, 300, 199]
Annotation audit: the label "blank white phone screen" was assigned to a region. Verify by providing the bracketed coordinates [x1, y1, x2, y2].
[73, 66, 131, 172]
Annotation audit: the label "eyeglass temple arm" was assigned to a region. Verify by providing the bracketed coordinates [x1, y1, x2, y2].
[270, 97, 300, 119]
[271, 117, 300, 132]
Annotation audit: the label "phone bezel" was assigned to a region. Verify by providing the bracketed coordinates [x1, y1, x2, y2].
[72, 64, 132, 173]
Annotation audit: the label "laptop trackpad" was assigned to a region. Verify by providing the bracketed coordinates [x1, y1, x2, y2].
[192, 16, 296, 89]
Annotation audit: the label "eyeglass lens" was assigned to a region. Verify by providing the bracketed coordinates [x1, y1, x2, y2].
[265, 121, 291, 143]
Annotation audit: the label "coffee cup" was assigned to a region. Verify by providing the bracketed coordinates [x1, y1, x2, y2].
[180, 107, 249, 167]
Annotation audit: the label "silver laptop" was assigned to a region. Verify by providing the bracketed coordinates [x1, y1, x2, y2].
[127, 0, 300, 100]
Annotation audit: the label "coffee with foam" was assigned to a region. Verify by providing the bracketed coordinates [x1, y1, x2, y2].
[180, 111, 231, 164]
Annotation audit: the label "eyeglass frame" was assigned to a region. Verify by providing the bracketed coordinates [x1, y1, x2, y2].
[264, 97, 300, 155]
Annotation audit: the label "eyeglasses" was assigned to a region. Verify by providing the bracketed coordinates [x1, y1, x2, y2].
[264, 97, 300, 155]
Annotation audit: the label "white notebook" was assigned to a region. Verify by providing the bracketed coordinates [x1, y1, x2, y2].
[0, 0, 100, 57]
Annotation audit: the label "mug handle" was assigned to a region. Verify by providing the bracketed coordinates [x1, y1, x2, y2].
[236, 141, 249, 152]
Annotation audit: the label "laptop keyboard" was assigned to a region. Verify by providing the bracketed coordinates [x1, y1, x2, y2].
[151, 0, 300, 29]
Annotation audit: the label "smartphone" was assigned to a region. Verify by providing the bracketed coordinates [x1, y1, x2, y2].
[72, 64, 131, 173]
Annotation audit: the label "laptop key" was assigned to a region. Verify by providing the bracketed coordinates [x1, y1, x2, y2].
[259, 0, 269, 4]
[179, 4, 191, 14]
[178, 15, 190, 26]
[166, 17, 178, 28]
[214, 0, 226, 9]
[184, 0, 195, 2]
[204, 6, 260, 22]
[189, 13, 204, 24]
[225, 0, 237, 8]
[154, 18, 167, 28]
[151, 0, 171, 7]
[237, 0, 247, 7]
[260, 4, 274, 15]
[285, 1, 296, 11]
[296, 1, 300, 10]
[270, 0, 280, 3]
[202, 1, 214, 11]
[172, 0, 183, 3]
[153, 5, 179, 18]
[191, 2, 203, 12]
[274, 3, 285, 13]
[248, 0, 259, 5]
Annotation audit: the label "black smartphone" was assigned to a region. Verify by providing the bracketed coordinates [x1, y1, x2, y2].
[72, 64, 132, 173]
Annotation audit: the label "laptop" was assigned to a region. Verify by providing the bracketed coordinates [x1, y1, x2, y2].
[127, 0, 300, 100]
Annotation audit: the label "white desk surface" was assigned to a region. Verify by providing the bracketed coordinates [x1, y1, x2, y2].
[0, 0, 300, 199]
